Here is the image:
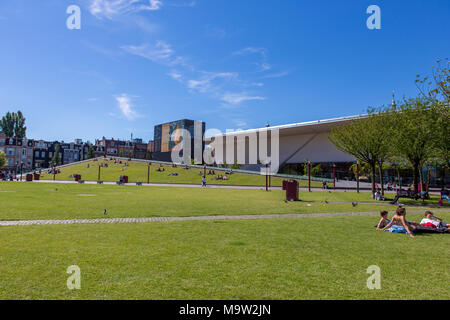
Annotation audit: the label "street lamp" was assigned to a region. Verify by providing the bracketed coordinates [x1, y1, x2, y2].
[333, 163, 336, 191]
[356, 161, 360, 193]
[308, 161, 311, 192]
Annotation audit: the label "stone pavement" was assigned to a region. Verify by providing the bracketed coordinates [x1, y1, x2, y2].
[0, 211, 384, 227]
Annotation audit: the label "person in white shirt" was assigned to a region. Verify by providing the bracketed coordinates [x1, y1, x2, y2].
[420, 211, 449, 228]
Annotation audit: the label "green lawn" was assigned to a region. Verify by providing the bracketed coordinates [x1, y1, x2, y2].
[38, 159, 321, 187]
[0, 214, 449, 299]
[1, 182, 443, 221]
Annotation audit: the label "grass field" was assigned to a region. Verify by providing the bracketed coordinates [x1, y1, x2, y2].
[38, 159, 322, 187]
[1, 182, 446, 221]
[1, 214, 449, 299]
[1, 182, 448, 300]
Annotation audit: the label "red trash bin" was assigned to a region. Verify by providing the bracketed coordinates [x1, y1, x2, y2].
[282, 180, 288, 190]
[26, 174, 33, 182]
[74, 174, 81, 181]
[34, 173, 40, 180]
[123, 175, 128, 183]
[286, 180, 299, 201]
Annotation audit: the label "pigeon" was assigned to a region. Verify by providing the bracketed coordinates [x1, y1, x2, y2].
[352, 202, 358, 207]
[104, 209, 107, 215]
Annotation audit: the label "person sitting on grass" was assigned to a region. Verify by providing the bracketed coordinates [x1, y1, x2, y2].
[421, 211, 450, 229]
[376, 210, 391, 230]
[380, 207, 415, 238]
[440, 187, 449, 205]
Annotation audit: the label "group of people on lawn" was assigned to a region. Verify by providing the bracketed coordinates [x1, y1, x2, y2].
[376, 208, 449, 238]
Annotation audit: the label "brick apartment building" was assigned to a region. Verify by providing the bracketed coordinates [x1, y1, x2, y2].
[0, 132, 34, 171]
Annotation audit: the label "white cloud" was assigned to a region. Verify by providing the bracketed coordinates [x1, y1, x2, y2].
[121, 41, 184, 66]
[221, 93, 266, 105]
[89, 0, 162, 19]
[233, 47, 272, 72]
[262, 71, 289, 79]
[187, 72, 237, 94]
[115, 94, 139, 120]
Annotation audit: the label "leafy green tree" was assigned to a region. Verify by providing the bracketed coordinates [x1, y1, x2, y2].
[0, 150, 6, 168]
[87, 147, 95, 160]
[13, 111, 26, 138]
[0, 111, 26, 138]
[52, 144, 61, 166]
[232, 162, 241, 170]
[329, 110, 391, 197]
[0, 112, 15, 137]
[311, 164, 322, 177]
[389, 97, 438, 193]
[432, 101, 449, 168]
[145, 151, 152, 160]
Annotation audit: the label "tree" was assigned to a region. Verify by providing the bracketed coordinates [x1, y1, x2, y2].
[415, 59, 449, 169]
[311, 164, 322, 177]
[87, 147, 95, 160]
[13, 111, 26, 138]
[329, 110, 391, 197]
[0, 112, 15, 137]
[0, 111, 27, 138]
[0, 150, 6, 168]
[52, 144, 61, 166]
[389, 97, 438, 193]
[432, 101, 450, 168]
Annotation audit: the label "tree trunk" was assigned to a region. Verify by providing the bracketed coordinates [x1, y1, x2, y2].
[412, 163, 419, 195]
[378, 163, 384, 196]
[397, 169, 401, 187]
[419, 166, 425, 193]
[371, 163, 376, 198]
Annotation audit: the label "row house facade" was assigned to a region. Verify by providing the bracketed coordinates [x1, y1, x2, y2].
[96, 137, 149, 159]
[0, 133, 34, 171]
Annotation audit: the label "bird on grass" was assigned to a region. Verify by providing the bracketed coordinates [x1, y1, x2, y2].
[352, 202, 358, 207]
[104, 209, 107, 215]
[324, 198, 329, 204]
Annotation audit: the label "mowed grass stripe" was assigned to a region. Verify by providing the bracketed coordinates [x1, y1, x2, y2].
[1, 182, 446, 221]
[0, 214, 448, 300]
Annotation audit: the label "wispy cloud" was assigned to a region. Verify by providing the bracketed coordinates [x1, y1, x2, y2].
[221, 93, 266, 106]
[121, 41, 184, 66]
[115, 94, 140, 120]
[261, 71, 290, 79]
[187, 72, 237, 94]
[122, 40, 268, 112]
[233, 47, 272, 72]
[89, 0, 163, 19]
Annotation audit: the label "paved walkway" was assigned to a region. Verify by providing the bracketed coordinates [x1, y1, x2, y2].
[0, 211, 383, 226]
[27, 179, 442, 194]
[2, 209, 448, 227]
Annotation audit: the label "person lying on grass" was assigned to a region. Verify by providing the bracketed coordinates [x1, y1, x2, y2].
[421, 211, 450, 229]
[380, 207, 416, 238]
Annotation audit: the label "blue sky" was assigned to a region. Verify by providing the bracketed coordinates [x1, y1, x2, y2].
[0, 0, 449, 142]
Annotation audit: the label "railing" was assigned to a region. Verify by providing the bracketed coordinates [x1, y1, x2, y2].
[20, 156, 333, 182]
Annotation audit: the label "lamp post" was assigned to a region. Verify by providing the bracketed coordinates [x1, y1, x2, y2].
[147, 162, 151, 184]
[265, 163, 268, 191]
[20, 162, 23, 181]
[98, 164, 101, 181]
[308, 161, 311, 192]
[333, 163, 336, 191]
[356, 162, 360, 193]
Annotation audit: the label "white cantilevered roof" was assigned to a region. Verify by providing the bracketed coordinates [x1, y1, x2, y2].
[206, 114, 368, 141]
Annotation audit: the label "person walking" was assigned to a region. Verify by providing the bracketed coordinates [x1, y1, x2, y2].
[202, 175, 206, 188]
